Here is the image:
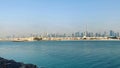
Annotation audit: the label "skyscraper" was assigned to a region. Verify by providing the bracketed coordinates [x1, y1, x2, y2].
[109, 30, 114, 37]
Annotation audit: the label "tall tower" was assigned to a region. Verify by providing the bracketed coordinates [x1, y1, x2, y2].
[83, 25, 87, 38]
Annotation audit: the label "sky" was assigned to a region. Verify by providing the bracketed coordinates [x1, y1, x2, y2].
[0, 0, 120, 36]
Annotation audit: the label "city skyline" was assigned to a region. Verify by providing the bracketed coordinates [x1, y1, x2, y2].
[0, 0, 120, 36]
[2, 30, 119, 38]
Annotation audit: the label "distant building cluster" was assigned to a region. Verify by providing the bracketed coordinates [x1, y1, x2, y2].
[1, 30, 120, 41]
[34, 30, 119, 38]
[71, 30, 119, 37]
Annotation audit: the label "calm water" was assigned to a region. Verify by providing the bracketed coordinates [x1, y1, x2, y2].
[0, 41, 120, 68]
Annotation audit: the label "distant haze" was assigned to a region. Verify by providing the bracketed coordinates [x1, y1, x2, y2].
[0, 0, 120, 37]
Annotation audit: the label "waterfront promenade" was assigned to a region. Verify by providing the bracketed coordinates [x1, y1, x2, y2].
[1, 36, 120, 41]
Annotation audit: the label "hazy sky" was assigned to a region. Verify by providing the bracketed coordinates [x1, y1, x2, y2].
[0, 0, 120, 36]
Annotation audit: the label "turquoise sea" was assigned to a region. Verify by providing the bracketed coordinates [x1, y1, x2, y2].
[0, 41, 120, 68]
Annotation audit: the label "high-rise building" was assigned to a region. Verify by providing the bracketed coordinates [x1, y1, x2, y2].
[109, 30, 114, 37]
[75, 32, 80, 37]
[115, 32, 119, 37]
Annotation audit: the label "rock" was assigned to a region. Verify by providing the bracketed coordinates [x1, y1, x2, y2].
[0, 57, 38, 68]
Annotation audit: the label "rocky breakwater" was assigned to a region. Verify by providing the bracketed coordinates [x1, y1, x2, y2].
[0, 57, 38, 68]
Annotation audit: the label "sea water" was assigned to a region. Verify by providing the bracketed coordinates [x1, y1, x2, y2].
[0, 41, 120, 68]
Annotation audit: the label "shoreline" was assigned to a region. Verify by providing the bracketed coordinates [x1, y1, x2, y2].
[0, 37, 120, 42]
[0, 36, 119, 41]
[0, 39, 120, 42]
